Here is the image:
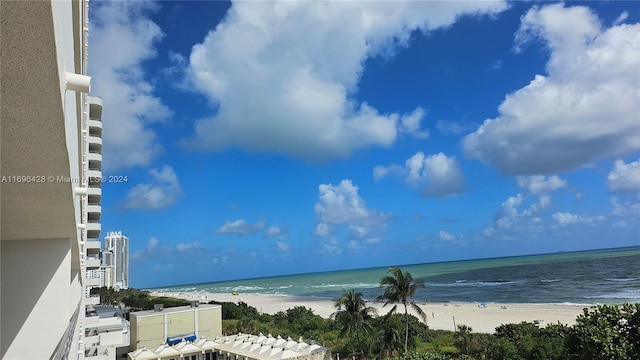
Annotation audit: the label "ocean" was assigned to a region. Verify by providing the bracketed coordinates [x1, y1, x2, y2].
[151, 246, 640, 305]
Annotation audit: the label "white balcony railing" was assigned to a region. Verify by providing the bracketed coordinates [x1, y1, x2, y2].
[85, 295, 100, 306]
[85, 277, 101, 287]
[85, 257, 100, 269]
[85, 240, 101, 250]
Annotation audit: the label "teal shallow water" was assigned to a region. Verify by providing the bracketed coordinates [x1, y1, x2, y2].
[151, 247, 640, 304]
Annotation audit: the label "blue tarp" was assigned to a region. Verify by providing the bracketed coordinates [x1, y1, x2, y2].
[166, 334, 197, 345]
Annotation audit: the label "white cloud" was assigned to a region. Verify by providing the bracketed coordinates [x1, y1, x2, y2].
[133, 236, 202, 259]
[314, 180, 388, 249]
[435, 120, 473, 135]
[610, 196, 640, 217]
[315, 180, 388, 226]
[525, 194, 551, 215]
[276, 241, 290, 252]
[552, 212, 605, 226]
[517, 175, 567, 194]
[613, 11, 629, 26]
[313, 223, 332, 237]
[463, 4, 640, 175]
[146, 236, 159, 251]
[183, 0, 507, 160]
[264, 226, 284, 238]
[215, 219, 265, 236]
[90, 1, 172, 170]
[494, 194, 524, 230]
[607, 159, 640, 193]
[439, 231, 455, 241]
[123, 165, 182, 210]
[318, 238, 342, 256]
[176, 242, 201, 252]
[399, 107, 429, 139]
[375, 152, 465, 197]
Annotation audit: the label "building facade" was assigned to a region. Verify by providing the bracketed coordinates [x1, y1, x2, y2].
[129, 304, 223, 351]
[128, 333, 332, 360]
[103, 231, 130, 290]
[1, 0, 102, 359]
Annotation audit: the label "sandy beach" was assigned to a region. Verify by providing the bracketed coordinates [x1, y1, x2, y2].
[150, 291, 589, 333]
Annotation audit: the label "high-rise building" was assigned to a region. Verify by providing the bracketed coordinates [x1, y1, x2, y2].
[1, 1, 101, 359]
[103, 231, 129, 290]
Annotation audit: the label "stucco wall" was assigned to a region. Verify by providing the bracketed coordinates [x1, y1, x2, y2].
[167, 311, 195, 337]
[1, 238, 72, 359]
[198, 307, 222, 339]
[134, 314, 165, 350]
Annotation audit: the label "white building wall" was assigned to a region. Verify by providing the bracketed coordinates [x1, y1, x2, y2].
[1, 239, 73, 360]
[1, 0, 92, 358]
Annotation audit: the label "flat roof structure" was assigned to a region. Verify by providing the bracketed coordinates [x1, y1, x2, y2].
[130, 304, 223, 351]
[128, 333, 332, 360]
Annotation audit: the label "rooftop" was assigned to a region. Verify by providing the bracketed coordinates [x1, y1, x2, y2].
[131, 304, 221, 317]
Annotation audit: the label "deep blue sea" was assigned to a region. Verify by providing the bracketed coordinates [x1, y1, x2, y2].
[151, 247, 640, 305]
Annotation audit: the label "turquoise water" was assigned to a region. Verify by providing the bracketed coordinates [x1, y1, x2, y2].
[151, 247, 640, 304]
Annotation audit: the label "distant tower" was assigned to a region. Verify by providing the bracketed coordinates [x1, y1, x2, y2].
[103, 231, 129, 290]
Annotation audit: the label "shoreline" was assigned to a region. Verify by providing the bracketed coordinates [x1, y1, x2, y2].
[150, 290, 590, 334]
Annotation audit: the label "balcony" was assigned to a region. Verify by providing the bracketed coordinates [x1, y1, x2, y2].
[86, 221, 101, 239]
[85, 314, 99, 326]
[84, 347, 110, 360]
[88, 95, 103, 119]
[87, 203, 101, 218]
[88, 119, 102, 132]
[85, 294, 100, 306]
[85, 277, 101, 287]
[87, 186, 102, 198]
[85, 256, 100, 269]
[88, 152, 102, 167]
[85, 240, 101, 250]
[88, 141, 102, 155]
[86, 169, 102, 189]
[84, 334, 99, 347]
[88, 135, 102, 147]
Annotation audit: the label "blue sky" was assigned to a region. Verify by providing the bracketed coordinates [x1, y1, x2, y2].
[88, 0, 640, 288]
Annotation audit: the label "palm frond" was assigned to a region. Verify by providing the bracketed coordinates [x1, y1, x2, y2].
[410, 301, 427, 322]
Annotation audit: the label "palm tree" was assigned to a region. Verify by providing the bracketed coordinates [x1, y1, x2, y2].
[377, 267, 427, 353]
[331, 289, 377, 338]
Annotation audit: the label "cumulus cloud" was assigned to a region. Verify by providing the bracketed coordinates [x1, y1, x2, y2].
[494, 194, 524, 230]
[374, 152, 465, 197]
[552, 212, 605, 226]
[463, 4, 640, 175]
[90, 1, 172, 170]
[314, 180, 388, 249]
[123, 165, 182, 210]
[610, 196, 640, 216]
[133, 236, 203, 259]
[435, 120, 474, 135]
[517, 175, 567, 195]
[399, 108, 429, 139]
[215, 219, 265, 235]
[318, 238, 342, 256]
[607, 159, 640, 193]
[183, 0, 507, 160]
[439, 231, 455, 241]
[276, 241, 290, 252]
[264, 226, 285, 239]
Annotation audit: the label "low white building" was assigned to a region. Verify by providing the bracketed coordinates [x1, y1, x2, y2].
[84, 305, 130, 360]
[128, 333, 331, 360]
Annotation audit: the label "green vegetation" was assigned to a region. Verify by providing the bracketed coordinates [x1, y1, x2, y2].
[89, 287, 191, 311]
[97, 270, 639, 360]
[331, 289, 377, 356]
[205, 280, 639, 360]
[378, 267, 428, 354]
